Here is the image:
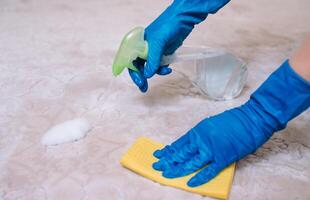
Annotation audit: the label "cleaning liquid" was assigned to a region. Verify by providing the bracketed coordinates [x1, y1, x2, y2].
[193, 52, 247, 100]
[161, 46, 247, 100]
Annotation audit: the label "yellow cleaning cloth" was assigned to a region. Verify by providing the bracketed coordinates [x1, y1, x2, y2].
[120, 137, 236, 200]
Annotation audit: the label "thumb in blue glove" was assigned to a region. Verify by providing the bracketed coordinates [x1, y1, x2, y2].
[152, 60, 310, 187]
[129, 0, 230, 92]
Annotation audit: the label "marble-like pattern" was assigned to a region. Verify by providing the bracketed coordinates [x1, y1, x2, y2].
[0, 0, 310, 199]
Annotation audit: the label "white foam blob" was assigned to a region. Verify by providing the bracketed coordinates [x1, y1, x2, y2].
[41, 118, 91, 146]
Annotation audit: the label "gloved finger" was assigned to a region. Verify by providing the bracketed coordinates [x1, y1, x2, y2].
[153, 133, 190, 159]
[162, 150, 212, 178]
[139, 81, 148, 93]
[153, 156, 175, 171]
[156, 65, 172, 76]
[187, 163, 221, 187]
[159, 143, 198, 166]
[128, 69, 144, 87]
[153, 145, 175, 159]
[128, 69, 148, 93]
[153, 143, 198, 172]
[144, 40, 164, 78]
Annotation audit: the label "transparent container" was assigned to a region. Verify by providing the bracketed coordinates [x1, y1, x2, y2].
[193, 53, 247, 100]
[163, 46, 247, 101]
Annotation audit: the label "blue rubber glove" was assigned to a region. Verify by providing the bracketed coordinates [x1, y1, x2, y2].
[129, 0, 230, 92]
[153, 60, 310, 187]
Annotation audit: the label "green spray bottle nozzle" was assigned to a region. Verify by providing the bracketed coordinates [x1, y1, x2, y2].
[112, 27, 148, 76]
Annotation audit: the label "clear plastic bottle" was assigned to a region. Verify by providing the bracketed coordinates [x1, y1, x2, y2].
[194, 52, 247, 100]
[162, 46, 247, 100]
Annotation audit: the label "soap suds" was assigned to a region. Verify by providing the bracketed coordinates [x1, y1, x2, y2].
[41, 118, 91, 146]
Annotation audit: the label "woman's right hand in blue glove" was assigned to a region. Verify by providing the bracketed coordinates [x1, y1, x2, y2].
[128, 0, 230, 92]
[152, 60, 310, 186]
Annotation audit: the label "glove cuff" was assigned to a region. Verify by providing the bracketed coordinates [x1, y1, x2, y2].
[247, 60, 310, 135]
